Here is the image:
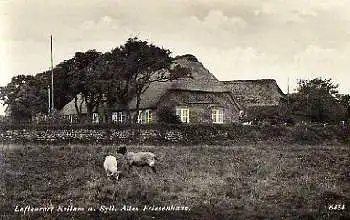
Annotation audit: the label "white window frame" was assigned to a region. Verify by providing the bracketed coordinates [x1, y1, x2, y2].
[137, 109, 152, 124]
[69, 115, 74, 123]
[176, 107, 190, 123]
[119, 111, 127, 123]
[92, 112, 100, 124]
[112, 112, 127, 123]
[212, 108, 224, 124]
[112, 112, 118, 123]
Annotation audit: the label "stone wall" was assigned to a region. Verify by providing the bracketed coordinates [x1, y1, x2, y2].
[0, 124, 349, 145]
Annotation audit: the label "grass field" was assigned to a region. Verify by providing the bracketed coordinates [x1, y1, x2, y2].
[0, 143, 349, 219]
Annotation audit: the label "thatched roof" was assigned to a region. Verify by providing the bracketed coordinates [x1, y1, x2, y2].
[4, 105, 11, 116]
[60, 94, 105, 115]
[127, 54, 231, 110]
[60, 94, 87, 115]
[223, 79, 285, 107]
[60, 54, 243, 113]
[173, 54, 218, 81]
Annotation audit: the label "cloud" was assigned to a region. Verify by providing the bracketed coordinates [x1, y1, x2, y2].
[292, 45, 349, 80]
[192, 46, 279, 79]
[293, 45, 336, 65]
[196, 10, 247, 30]
[191, 43, 350, 94]
[80, 16, 118, 31]
[0, 41, 11, 86]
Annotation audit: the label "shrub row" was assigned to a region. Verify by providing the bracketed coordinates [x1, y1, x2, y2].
[0, 123, 349, 145]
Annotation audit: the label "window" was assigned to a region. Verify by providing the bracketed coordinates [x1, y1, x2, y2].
[176, 107, 190, 123]
[92, 112, 100, 124]
[137, 109, 152, 124]
[66, 115, 78, 123]
[212, 108, 224, 124]
[68, 115, 74, 123]
[112, 112, 127, 123]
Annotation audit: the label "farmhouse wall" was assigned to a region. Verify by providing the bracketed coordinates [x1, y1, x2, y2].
[156, 90, 240, 123]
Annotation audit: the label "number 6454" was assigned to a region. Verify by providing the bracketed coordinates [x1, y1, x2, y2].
[328, 204, 345, 210]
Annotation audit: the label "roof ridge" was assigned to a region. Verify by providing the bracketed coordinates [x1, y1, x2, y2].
[222, 79, 277, 83]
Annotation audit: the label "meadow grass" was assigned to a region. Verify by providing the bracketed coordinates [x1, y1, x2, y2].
[0, 143, 349, 219]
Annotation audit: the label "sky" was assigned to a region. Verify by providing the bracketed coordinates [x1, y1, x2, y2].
[1, 0, 350, 114]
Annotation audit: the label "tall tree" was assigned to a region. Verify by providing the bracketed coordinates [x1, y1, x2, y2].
[285, 78, 345, 123]
[0, 39, 190, 123]
[84, 50, 131, 122]
[112, 37, 191, 122]
[0, 75, 48, 121]
[65, 50, 102, 122]
[53, 58, 78, 110]
[338, 94, 350, 122]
